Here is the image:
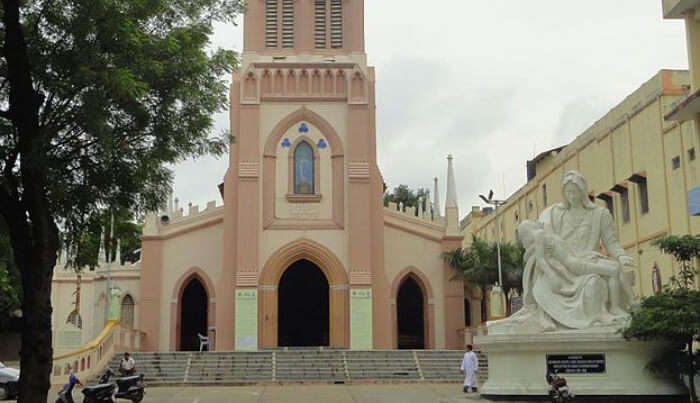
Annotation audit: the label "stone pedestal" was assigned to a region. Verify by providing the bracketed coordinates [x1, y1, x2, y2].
[475, 331, 688, 402]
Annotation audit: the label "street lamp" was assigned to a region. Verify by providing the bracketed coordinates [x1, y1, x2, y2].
[479, 190, 507, 320]
[478, 190, 507, 286]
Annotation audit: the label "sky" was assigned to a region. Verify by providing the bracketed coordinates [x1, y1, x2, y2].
[171, 0, 689, 218]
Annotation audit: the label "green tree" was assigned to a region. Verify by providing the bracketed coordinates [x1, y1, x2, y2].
[383, 184, 430, 215]
[442, 235, 525, 316]
[0, 217, 21, 330]
[0, 0, 242, 400]
[63, 207, 143, 271]
[622, 234, 700, 402]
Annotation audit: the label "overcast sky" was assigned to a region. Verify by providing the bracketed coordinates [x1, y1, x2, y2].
[171, 0, 688, 218]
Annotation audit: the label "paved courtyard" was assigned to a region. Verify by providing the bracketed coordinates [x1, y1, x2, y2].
[47, 383, 485, 403]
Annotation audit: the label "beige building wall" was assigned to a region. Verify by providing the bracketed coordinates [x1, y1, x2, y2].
[51, 264, 141, 355]
[463, 70, 699, 303]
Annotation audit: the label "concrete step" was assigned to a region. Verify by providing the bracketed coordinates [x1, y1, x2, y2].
[92, 349, 487, 385]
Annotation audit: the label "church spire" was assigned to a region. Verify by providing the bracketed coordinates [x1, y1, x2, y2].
[445, 154, 460, 236]
[433, 177, 441, 217]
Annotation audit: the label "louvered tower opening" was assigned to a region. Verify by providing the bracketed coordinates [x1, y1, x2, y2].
[314, 0, 327, 49]
[265, 0, 279, 48]
[282, 0, 294, 48]
[330, 0, 343, 48]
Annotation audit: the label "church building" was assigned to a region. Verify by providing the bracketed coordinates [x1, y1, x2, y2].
[134, 0, 467, 352]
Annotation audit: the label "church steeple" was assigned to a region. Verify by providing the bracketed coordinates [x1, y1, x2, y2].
[445, 154, 460, 236]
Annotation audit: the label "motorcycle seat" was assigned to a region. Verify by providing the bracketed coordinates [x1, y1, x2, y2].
[116, 375, 141, 384]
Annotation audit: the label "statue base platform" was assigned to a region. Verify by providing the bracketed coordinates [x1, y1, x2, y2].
[474, 330, 688, 402]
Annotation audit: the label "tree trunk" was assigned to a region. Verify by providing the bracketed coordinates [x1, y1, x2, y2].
[1, 1, 57, 402]
[17, 235, 56, 403]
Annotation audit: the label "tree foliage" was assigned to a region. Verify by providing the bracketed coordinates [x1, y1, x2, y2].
[622, 234, 700, 402]
[383, 184, 430, 213]
[0, 217, 21, 331]
[442, 235, 525, 313]
[0, 0, 243, 400]
[64, 207, 143, 271]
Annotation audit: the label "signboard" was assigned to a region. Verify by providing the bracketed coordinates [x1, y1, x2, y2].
[350, 288, 373, 349]
[235, 289, 258, 351]
[546, 354, 606, 374]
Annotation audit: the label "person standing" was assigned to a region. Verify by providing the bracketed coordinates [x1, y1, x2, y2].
[461, 344, 479, 393]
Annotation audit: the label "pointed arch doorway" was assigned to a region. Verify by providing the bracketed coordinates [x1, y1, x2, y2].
[391, 268, 435, 350]
[278, 259, 329, 347]
[179, 278, 208, 351]
[259, 239, 349, 349]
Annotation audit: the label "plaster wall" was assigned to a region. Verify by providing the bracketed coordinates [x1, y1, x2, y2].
[158, 222, 223, 350]
[383, 224, 446, 348]
[51, 268, 141, 354]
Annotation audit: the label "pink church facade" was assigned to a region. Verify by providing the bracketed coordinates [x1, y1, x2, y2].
[138, 0, 466, 352]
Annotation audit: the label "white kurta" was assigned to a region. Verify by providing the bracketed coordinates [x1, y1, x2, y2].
[461, 351, 478, 387]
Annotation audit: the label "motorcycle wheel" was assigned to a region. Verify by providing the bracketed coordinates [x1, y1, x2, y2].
[131, 391, 144, 403]
[0, 385, 7, 400]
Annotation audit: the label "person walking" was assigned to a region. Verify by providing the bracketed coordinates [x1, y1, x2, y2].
[461, 344, 479, 393]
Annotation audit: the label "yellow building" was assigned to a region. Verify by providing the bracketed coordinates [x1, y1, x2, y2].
[462, 67, 699, 324]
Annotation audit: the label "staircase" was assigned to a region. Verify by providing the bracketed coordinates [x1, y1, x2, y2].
[100, 349, 487, 386]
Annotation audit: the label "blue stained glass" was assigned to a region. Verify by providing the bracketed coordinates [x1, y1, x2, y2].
[299, 123, 309, 133]
[317, 139, 327, 149]
[281, 138, 291, 147]
[294, 142, 314, 194]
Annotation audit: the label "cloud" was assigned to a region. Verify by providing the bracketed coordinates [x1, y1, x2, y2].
[169, 0, 689, 219]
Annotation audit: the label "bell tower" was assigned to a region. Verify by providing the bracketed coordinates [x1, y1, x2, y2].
[216, 0, 389, 351]
[242, 0, 365, 55]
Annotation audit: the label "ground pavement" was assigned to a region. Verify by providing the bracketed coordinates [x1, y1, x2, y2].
[46, 383, 485, 403]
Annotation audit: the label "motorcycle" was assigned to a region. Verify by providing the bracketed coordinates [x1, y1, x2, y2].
[100, 369, 146, 403]
[546, 371, 574, 403]
[55, 381, 115, 403]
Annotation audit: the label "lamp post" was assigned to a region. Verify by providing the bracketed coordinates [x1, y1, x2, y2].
[479, 190, 507, 319]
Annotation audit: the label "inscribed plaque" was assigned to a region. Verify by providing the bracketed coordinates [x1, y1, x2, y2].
[235, 289, 258, 351]
[350, 288, 373, 349]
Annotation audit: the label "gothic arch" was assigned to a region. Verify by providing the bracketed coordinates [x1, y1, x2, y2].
[259, 238, 349, 348]
[390, 267, 435, 349]
[170, 267, 217, 351]
[262, 107, 344, 228]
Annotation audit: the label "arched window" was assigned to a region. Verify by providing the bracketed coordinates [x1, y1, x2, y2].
[294, 141, 314, 194]
[120, 295, 135, 329]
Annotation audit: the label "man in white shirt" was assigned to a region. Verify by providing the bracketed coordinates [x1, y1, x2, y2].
[460, 344, 479, 393]
[119, 352, 136, 376]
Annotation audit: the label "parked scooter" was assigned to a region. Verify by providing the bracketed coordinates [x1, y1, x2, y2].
[546, 371, 574, 403]
[100, 368, 146, 403]
[55, 381, 115, 403]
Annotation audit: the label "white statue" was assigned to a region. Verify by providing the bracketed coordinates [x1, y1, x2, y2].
[489, 170, 638, 333]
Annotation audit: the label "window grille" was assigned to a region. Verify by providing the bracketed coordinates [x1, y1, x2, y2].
[638, 178, 649, 215]
[314, 0, 327, 48]
[265, 0, 279, 48]
[121, 295, 135, 329]
[672, 156, 680, 170]
[620, 188, 630, 223]
[281, 0, 294, 48]
[689, 147, 696, 161]
[330, 0, 343, 48]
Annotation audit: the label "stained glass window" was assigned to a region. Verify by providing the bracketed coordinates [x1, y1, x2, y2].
[294, 142, 314, 194]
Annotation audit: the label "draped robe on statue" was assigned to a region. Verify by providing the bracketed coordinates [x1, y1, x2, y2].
[490, 203, 627, 332]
